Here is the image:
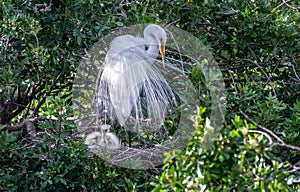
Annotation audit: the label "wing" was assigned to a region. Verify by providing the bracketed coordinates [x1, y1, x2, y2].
[96, 35, 146, 125]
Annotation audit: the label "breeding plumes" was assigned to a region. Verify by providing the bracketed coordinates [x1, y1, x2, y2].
[96, 24, 177, 130]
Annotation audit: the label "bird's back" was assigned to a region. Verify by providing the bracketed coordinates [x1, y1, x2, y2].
[107, 35, 146, 61]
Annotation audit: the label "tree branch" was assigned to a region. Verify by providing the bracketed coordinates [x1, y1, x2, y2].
[239, 109, 300, 153]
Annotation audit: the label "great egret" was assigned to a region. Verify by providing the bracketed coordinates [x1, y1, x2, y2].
[96, 24, 177, 132]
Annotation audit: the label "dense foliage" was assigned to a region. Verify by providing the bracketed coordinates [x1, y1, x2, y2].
[0, 0, 299, 191]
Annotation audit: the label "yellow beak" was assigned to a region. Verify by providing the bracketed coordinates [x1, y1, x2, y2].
[159, 43, 165, 68]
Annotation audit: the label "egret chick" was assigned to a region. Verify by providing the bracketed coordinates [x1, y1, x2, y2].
[85, 125, 120, 149]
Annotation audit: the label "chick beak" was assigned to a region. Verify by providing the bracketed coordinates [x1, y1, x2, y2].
[159, 42, 165, 68]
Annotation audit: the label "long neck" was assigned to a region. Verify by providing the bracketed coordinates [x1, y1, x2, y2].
[146, 43, 159, 59]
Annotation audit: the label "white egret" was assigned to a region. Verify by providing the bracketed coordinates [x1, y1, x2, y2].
[96, 24, 177, 132]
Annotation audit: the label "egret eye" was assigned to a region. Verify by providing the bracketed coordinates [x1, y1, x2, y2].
[145, 45, 149, 51]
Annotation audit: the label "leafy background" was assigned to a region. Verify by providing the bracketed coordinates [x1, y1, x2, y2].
[0, 0, 299, 191]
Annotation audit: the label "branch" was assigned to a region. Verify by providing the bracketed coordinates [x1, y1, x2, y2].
[31, 72, 62, 117]
[3, 115, 76, 133]
[275, 0, 299, 10]
[235, 58, 277, 96]
[271, 142, 300, 153]
[239, 109, 300, 153]
[5, 119, 37, 137]
[239, 109, 285, 143]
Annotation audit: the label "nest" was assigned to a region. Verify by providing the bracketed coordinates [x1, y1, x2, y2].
[73, 24, 226, 169]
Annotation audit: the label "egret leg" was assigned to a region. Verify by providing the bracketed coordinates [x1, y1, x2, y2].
[127, 130, 131, 147]
[120, 126, 131, 147]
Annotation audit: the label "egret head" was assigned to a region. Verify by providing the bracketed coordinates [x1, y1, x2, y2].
[144, 24, 167, 66]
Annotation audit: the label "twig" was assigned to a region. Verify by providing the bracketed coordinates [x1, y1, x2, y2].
[292, 64, 300, 81]
[34, 34, 39, 48]
[164, 19, 180, 29]
[218, 102, 227, 127]
[3, 115, 77, 135]
[228, 70, 239, 95]
[248, 130, 273, 144]
[275, 0, 299, 10]
[239, 109, 285, 143]
[119, 0, 138, 19]
[240, 109, 300, 153]
[31, 72, 62, 117]
[35, 1, 52, 12]
[271, 142, 300, 153]
[9, 142, 35, 151]
[238, 58, 277, 97]
[120, 0, 138, 6]
[164, 28, 184, 74]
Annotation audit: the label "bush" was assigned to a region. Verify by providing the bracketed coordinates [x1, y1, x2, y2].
[152, 108, 300, 191]
[0, 95, 154, 191]
[1, 0, 299, 191]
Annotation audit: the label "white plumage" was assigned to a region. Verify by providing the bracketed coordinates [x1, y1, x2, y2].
[96, 24, 176, 129]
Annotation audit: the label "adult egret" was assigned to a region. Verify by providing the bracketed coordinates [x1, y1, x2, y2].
[96, 24, 177, 132]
